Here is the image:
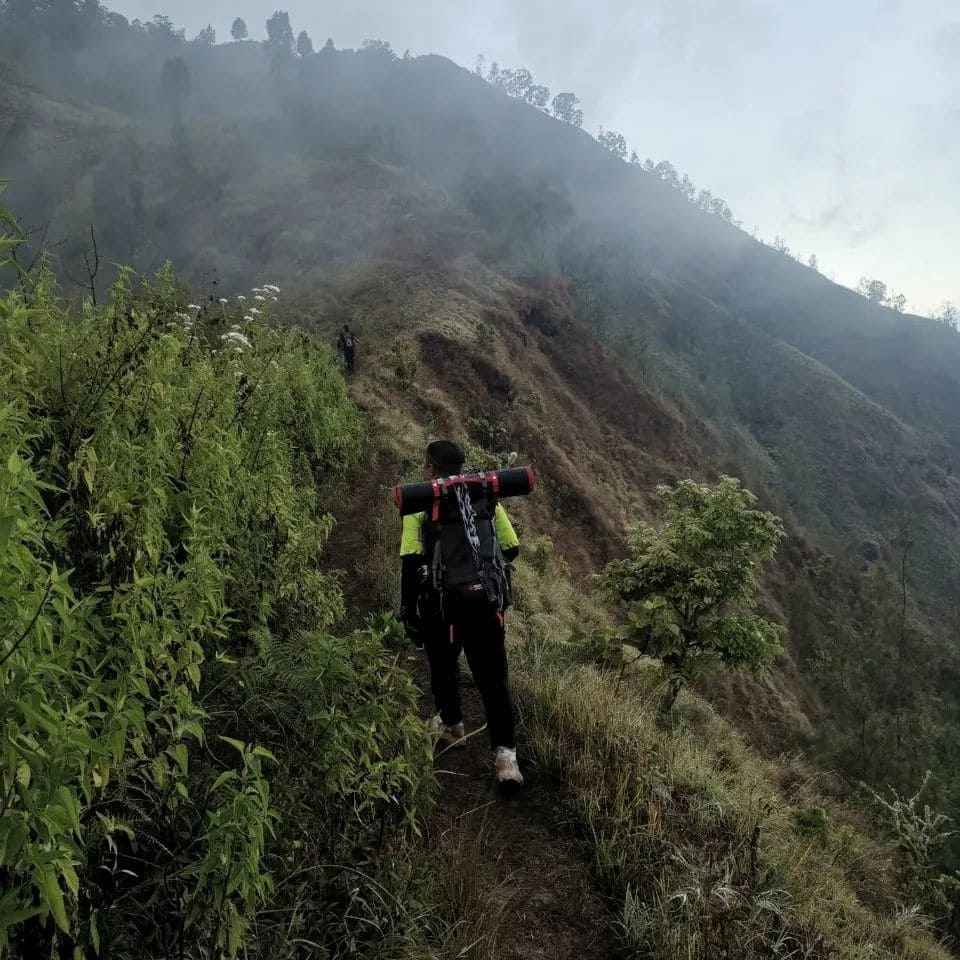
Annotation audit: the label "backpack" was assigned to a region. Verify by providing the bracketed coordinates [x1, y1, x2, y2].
[422, 480, 509, 621]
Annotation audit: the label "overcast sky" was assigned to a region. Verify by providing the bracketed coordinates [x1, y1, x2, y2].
[115, 0, 959, 314]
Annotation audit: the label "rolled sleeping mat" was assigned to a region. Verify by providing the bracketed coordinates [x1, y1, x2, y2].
[393, 466, 535, 515]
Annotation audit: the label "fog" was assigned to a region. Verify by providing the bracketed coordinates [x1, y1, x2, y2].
[109, 0, 959, 314]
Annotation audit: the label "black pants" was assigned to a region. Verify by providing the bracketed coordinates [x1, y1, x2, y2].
[343, 348, 355, 373]
[422, 609, 515, 750]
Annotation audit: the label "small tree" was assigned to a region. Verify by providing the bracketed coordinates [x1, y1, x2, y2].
[265, 10, 294, 51]
[361, 38, 395, 57]
[551, 91, 580, 124]
[231, 17, 248, 41]
[195, 24, 215, 45]
[808, 253, 819, 271]
[602, 476, 785, 711]
[528, 83, 550, 108]
[597, 127, 627, 160]
[296, 29, 313, 56]
[858, 276, 888, 304]
[653, 159, 679, 187]
[936, 301, 959, 332]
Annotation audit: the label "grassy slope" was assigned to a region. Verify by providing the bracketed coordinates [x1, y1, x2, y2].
[317, 273, 949, 957]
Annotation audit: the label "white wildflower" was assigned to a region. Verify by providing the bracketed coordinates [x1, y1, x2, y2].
[175, 312, 191, 321]
[237, 295, 247, 301]
[264, 284, 280, 293]
[243, 315, 255, 322]
[221, 331, 252, 349]
[187, 303, 201, 311]
[230, 324, 241, 331]
[271, 296, 278, 302]
[254, 295, 266, 302]
[219, 297, 229, 304]
[249, 307, 261, 315]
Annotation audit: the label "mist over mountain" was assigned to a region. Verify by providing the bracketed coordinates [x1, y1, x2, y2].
[4, 2, 960, 955]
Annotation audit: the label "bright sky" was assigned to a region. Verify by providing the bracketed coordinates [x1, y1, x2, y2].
[114, 0, 959, 315]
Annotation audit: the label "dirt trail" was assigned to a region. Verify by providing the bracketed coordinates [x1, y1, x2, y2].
[412, 655, 620, 960]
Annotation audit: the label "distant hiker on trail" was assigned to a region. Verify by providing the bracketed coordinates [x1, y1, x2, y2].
[337, 324, 358, 373]
[398, 440, 524, 788]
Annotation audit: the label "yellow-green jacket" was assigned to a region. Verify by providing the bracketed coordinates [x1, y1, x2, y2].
[398, 505, 520, 624]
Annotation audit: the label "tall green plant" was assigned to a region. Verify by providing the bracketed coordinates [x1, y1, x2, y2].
[0, 209, 430, 958]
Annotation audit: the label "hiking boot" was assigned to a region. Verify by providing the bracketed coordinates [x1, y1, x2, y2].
[428, 715, 466, 747]
[494, 747, 524, 788]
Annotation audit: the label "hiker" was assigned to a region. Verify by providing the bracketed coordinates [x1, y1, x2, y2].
[337, 323, 358, 373]
[399, 440, 524, 787]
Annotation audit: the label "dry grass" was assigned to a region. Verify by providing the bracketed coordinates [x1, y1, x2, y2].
[416, 822, 510, 960]
[505, 554, 951, 960]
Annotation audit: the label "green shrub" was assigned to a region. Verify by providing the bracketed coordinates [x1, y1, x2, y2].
[0, 216, 431, 958]
[602, 476, 785, 710]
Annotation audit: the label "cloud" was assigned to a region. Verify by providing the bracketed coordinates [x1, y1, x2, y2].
[107, 0, 959, 310]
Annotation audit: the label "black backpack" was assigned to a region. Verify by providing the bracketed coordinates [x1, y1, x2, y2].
[422, 481, 509, 621]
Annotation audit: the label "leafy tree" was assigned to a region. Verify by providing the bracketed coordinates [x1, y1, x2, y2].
[858, 276, 888, 304]
[653, 159, 679, 187]
[361, 38, 395, 58]
[889, 291, 907, 313]
[773, 235, 790, 256]
[602, 476, 785, 710]
[475, 53, 485, 76]
[296, 29, 313, 56]
[504, 67, 533, 99]
[696, 187, 713, 209]
[528, 83, 550, 109]
[597, 127, 627, 160]
[265, 10, 293, 51]
[230, 17, 248, 41]
[679, 173, 696, 200]
[808, 253, 819, 271]
[709, 196, 734, 221]
[551, 91, 581, 125]
[145, 13, 184, 42]
[321, 36, 335, 53]
[935, 301, 959, 332]
[195, 23, 215, 45]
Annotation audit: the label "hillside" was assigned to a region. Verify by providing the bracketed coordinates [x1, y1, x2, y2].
[4, 3, 960, 953]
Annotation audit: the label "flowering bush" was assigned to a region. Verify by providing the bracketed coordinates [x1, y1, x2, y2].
[0, 212, 431, 957]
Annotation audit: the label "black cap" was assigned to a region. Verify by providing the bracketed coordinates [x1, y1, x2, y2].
[426, 440, 465, 474]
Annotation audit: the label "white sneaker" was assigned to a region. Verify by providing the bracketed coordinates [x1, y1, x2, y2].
[494, 747, 524, 787]
[428, 715, 466, 747]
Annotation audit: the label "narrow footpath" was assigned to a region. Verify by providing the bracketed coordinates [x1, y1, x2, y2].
[412, 655, 619, 960]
